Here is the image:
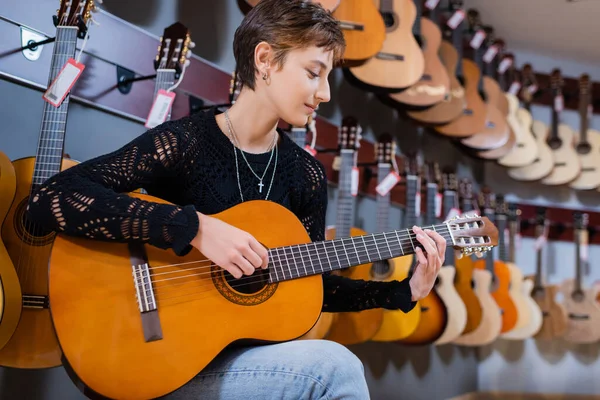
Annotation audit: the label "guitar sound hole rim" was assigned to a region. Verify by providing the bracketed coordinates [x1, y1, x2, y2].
[211, 266, 277, 306]
[14, 197, 55, 246]
[576, 142, 591, 155]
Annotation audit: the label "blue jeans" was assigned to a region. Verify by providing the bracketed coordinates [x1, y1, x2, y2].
[161, 339, 370, 399]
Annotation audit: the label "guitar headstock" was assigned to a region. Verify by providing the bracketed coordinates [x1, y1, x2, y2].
[478, 186, 495, 212]
[483, 25, 495, 47]
[466, 9, 482, 31]
[579, 73, 592, 109]
[458, 178, 473, 201]
[446, 214, 499, 256]
[155, 22, 193, 74]
[423, 161, 441, 185]
[507, 202, 520, 222]
[56, 0, 96, 37]
[442, 168, 458, 192]
[229, 71, 243, 104]
[338, 116, 362, 151]
[573, 211, 589, 230]
[403, 152, 420, 177]
[375, 133, 396, 164]
[449, 0, 464, 11]
[550, 68, 564, 95]
[494, 193, 507, 216]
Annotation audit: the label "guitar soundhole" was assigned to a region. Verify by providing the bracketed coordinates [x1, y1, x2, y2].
[380, 12, 396, 29]
[211, 267, 277, 306]
[14, 197, 55, 246]
[370, 260, 392, 279]
[547, 137, 563, 150]
[224, 269, 270, 295]
[576, 142, 591, 154]
[571, 289, 585, 303]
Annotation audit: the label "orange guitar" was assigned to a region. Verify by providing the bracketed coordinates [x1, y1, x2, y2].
[324, 117, 383, 345]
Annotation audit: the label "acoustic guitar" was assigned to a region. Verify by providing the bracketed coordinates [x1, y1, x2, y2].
[407, 2, 465, 125]
[507, 64, 555, 182]
[324, 117, 383, 345]
[398, 157, 448, 346]
[434, 0, 487, 138]
[47, 197, 497, 399]
[331, 0, 386, 62]
[527, 207, 568, 341]
[0, 151, 22, 352]
[387, 0, 450, 107]
[541, 69, 582, 186]
[560, 211, 600, 344]
[570, 74, 600, 190]
[500, 203, 543, 340]
[0, 0, 97, 369]
[371, 134, 422, 342]
[346, 0, 424, 90]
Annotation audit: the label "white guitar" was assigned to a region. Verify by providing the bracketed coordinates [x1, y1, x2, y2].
[569, 74, 600, 190]
[507, 64, 555, 181]
[540, 68, 581, 186]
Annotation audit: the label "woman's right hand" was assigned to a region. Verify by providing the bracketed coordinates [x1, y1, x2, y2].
[190, 212, 269, 279]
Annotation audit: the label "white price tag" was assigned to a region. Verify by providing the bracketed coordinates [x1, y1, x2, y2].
[533, 234, 547, 251]
[425, 0, 440, 10]
[375, 171, 401, 197]
[504, 228, 510, 245]
[351, 167, 359, 196]
[483, 45, 499, 63]
[435, 193, 443, 218]
[528, 84, 538, 94]
[445, 207, 461, 221]
[145, 89, 176, 128]
[497, 57, 513, 74]
[415, 192, 421, 217]
[580, 242, 589, 262]
[554, 95, 564, 112]
[508, 81, 522, 96]
[588, 104, 594, 119]
[42, 58, 85, 107]
[332, 156, 341, 171]
[446, 10, 465, 29]
[470, 30, 486, 49]
[515, 233, 522, 250]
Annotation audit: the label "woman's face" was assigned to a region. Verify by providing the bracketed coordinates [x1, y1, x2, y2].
[263, 46, 333, 127]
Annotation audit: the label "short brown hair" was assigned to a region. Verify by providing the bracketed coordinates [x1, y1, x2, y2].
[233, 0, 345, 90]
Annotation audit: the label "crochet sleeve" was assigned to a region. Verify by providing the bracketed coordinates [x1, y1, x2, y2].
[297, 155, 416, 313]
[27, 119, 199, 255]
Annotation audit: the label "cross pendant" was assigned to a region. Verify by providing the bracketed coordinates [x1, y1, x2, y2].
[258, 180, 264, 193]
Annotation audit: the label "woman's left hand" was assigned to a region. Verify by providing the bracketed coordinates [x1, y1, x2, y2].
[408, 225, 447, 301]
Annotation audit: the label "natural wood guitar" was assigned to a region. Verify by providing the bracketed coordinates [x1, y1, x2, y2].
[48, 198, 497, 400]
[346, 0, 424, 90]
[541, 69, 582, 186]
[0, 1, 98, 369]
[398, 157, 448, 346]
[371, 134, 421, 342]
[324, 117, 383, 345]
[0, 150, 22, 352]
[387, 0, 450, 107]
[560, 212, 600, 344]
[570, 74, 600, 190]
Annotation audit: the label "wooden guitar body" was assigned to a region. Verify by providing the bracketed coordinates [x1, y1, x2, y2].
[346, 0, 424, 90]
[433, 266, 468, 345]
[508, 120, 554, 181]
[528, 280, 568, 341]
[0, 151, 22, 351]
[398, 286, 447, 346]
[407, 40, 465, 124]
[453, 255, 482, 335]
[460, 77, 510, 150]
[559, 279, 600, 344]
[324, 226, 384, 345]
[570, 129, 600, 190]
[299, 312, 336, 340]
[541, 123, 582, 186]
[0, 156, 77, 368]
[453, 269, 502, 346]
[332, 0, 386, 61]
[388, 17, 449, 107]
[434, 59, 486, 137]
[497, 94, 539, 167]
[474, 259, 519, 334]
[502, 278, 543, 340]
[475, 125, 516, 160]
[499, 262, 532, 338]
[371, 256, 422, 341]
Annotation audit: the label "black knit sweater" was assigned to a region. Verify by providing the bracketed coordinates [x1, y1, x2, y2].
[27, 107, 416, 313]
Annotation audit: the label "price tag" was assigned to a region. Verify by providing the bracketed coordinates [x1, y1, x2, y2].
[351, 167, 359, 196]
[332, 156, 341, 171]
[375, 171, 401, 196]
[528, 84, 538, 94]
[515, 233, 522, 250]
[145, 89, 176, 128]
[534, 234, 547, 251]
[304, 145, 317, 157]
[508, 81, 522, 96]
[580, 242, 589, 262]
[445, 207, 461, 221]
[483, 45, 499, 63]
[554, 95, 564, 112]
[588, 104, 594, 119]
[504, 228, 510, 245]
[425, 0, 440, 10]
[497, 57, 513, 74]
[470, 30, 486, 49]
[415, 192, 421, 217]
[42, 58, 85, 107]
[435, 193, 443, 217]
[446, 10, 465, 29]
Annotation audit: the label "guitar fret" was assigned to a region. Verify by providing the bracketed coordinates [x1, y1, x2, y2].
[360, 236, 371, 262]
[283, 246, 295, 279]
[406, 228, 415, 252]
[304, 243, 316, 274]
[394, 230, 405, 255]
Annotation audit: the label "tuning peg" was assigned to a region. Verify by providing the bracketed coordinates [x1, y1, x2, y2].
[184, 59, 191, 67]
[187, 50, 192, 58]
[188, 41, 196, 49]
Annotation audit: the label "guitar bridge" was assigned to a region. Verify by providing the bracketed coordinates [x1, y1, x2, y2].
[22, 294, 49, 309]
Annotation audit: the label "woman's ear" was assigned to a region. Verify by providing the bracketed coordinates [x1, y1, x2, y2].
[254, 41, 273, 79]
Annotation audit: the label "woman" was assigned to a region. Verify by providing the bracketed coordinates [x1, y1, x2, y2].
[28, 0, 446, 398]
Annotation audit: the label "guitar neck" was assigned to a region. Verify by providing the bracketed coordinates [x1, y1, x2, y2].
[425, 183, 438, 226]
[534, 223, 545, 288]
[404, 175, 419, 228]
[496, 214, 507, 262]
[574, 228, 583, 293]
[154, 69, 176, 120]
[376, 163, 392, 233]
[579, 90, 590, 145]
[443, 189, 457, 267]
[289, 128, 307, 149]
[484, 208, 497, 278]
[335, 150, 356, 238]
[452, 19, 464, 77]
[508, 219, 517, 263]
[266, 221, 454, 283]
[475, 45, 485, 94]
[550, 98, 560, 141]
[380, 0, 394, 13]
[32, 26, 80, 189]
[413, 0, 423, 37]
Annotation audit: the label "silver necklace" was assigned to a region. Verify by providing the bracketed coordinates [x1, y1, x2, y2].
[224, 110, 278, 201]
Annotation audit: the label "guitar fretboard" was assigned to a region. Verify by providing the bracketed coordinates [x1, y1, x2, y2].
[375, 163, 391, 233]
[404, 175, 419, 229]
[335, 150, 356, 238]
[32, 26, 79, 188]
[425, 183, 438, 226]
[443, 189, 458, 267]
[496, 214, 507, 262]
[154, 69, 176, 120]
